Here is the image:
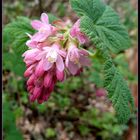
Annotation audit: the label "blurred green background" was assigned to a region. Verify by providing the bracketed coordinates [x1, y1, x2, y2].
[3, 0, 138, 140]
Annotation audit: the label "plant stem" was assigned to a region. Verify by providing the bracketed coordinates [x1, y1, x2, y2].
[39, 0, 43, 14]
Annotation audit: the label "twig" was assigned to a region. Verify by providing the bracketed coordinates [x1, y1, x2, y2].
[39, 0, 43, 14]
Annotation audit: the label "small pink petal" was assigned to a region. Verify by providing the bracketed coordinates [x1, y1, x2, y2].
[43, 61, 53, 71]
[41, 13, 49, 24]
[77, 34, 88, 44]
[56, 55, 64, 72]
[29, 88, 34, 95]
[65, 54, 69, 67]
[35, 59, 45, 77]
[22, 49, 39, 59]
[31, 20, 44, 30]
[37, 88, 51, 103]
[96, 88, 107, 97]
[26, 40, 37, 48]
[52, 43, 60, 50]
[79, 56, 91, 66]
[70, 20, 80, 37]
[79, 49, 89, 56]
[43, 47, 51, 51]
[35, 52, 45, 61]
[34, 79, 42, 87]
[58, 50, 66, 58]
[70, 28, 76, 37]
[27, 86, 34, 92]
[51, 26, 58, 34]
[56, 69, 64, 81]
[67, 61, 79, 75]
[30, 87, 42, 102]
[37, 87, 47, 104]
[70, 19, 88, 44]
[24, 65, 33, 77]
[24, 60, 35, 67]
[48, 80, 56, 93]
[44, 73, 52, 88]
[27, 74, 35, 86]
[32, 32, 48, 42]
[42, 88, 51, 101]
[75, 68, 83, 76]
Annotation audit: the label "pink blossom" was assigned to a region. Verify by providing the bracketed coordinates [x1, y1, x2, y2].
[26, 33, 57, 49]
[70, 19, 88, 44]
[23, 13, 92, 103]
[30, 13, 57, 42]
[22, 43, 66, 103]
[26, 68, 58, 103]
[96, 88, 107, 97]
[42, 44, 66, 72]
[66, 43, 91, 75]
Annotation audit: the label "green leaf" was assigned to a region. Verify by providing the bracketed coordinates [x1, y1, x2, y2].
[4, 16, 35, 36]
[3, 52, 25, 75]
[45, 128, 56, 138]
[78, 125, 90, 136]
[70, 0, 106, 23]
[3, 101, 23, 140]
[70, 0, 131, 53]
[104, 60, 134, 123]
[88, 59, 104, 87]
[70, 0, 134, 123]
[3, 16, 35, 54]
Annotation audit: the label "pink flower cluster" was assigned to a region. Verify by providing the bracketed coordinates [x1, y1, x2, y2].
[22, 13, 90, 103]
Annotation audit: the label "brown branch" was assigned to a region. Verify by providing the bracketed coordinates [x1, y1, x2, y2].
[39, 0, 43, 14]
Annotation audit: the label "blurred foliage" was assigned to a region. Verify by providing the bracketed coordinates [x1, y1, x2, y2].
[45, 128, 56, 138]
[3, 0, 137, 140]
[3, 95, 23, 140]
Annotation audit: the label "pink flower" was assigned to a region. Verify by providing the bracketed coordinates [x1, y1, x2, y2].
[26, 33, 56, 49]
[42, 44, 66, 72]
[28, 70, 58, 103]
[30, 13, 57, 42]
[22, 43, 66, 103]
[23, 13, 92, 104]
[96, 88, 107, 97]
[66, 43, 91, 75]
[70, 19, 88, 44]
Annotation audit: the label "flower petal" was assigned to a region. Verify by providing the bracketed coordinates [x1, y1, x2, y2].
[23, 49, 39, 60]
[43, 61, 53, 71]
[30, 87, 42, 102]
[31, 20, 44, 30]
[44, 73, 52, 88]
[56, 69, 64, 81]
[24, 65, 33, 77]
[27, 74, 36, 86]
[65, 54, 69, 67]
[35, 59, 45, 77]
[70, 20, 80, 37]
[67, 61, 79, 75]
[79, 49, 89, 56]
[58, 50, 66, 58]
[56, 55, 64, 72]
[32, 32, 47, 42]
[96, 88, 107, 97]
[77, 33, 88, 44]
[26, 40, 37, 48]
[41, 13, 49, 24]
[79, 56, 91, 66]
[43, 47, 51, 51]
